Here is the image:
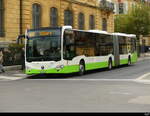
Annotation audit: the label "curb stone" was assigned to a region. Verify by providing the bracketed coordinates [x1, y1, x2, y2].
[0, 70, 27, 81]
[4, 65, 21, 71]
[138, 57, 150, 61]
[0, 76, 26, 81]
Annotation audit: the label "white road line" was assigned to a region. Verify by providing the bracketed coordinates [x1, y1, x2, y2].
[134, 80, 150, 84]
[136, 72, 150, 81]
[26, 78, 150, 84]
[28, 78, 135, 82]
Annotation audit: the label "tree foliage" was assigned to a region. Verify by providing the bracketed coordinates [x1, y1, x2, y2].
[115, 3, 150, 36]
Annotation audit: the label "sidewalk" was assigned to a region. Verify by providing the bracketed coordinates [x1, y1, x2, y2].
[138, 53, 150, 61]
[0, 70, 27, 81]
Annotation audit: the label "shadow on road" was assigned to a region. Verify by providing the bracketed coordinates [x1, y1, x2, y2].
[27, 64, 133, 80]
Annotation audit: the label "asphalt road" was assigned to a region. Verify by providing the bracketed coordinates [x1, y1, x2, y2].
[0, 59, 150, 112]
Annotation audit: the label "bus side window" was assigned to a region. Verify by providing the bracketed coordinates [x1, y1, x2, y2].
[63, 30, 76, 60]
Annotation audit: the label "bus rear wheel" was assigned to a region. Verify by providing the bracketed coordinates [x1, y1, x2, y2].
[79, 61, 85, 76]
[108, 59, 112, 70]
[128, 57, 131, 66]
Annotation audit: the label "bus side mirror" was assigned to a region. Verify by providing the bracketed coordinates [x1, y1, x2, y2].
[16, 35, 25, 44]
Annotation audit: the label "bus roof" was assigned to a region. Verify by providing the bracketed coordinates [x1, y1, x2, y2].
[69, 29, 110, 35]
[27, 26, 72, 32]
[112, 33, 136, 38]
[28, 27, 62, 31]
[112, 33, 128, 37]
[128, 34, 136, 38]
[26, 26, 136, 38]
[88, 30, 110, 35]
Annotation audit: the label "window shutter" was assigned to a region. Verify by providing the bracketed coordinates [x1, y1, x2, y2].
[115, 3, 119, 14]
[32, 4, 41, 29]
[0, 0, 4, 37]
[124, 2, 128, 14]
[89, 15, 95, 30]
[78, 13, 85, 30]
[64, 10, 73, 27]
[123, 2, 126, 14]
[102, 18, 107, 31]
[50, 7, 58, 27]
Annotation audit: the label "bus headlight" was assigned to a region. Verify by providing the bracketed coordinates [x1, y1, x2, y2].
[56, 65, 64, 70]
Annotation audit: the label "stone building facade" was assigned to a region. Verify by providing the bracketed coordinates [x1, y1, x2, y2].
[0, 0, 20, 47]
[0, 0, 115, 46]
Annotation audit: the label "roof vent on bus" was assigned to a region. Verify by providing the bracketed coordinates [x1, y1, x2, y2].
[88, 30, 109, 34]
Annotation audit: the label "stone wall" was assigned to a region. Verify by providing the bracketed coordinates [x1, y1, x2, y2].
[0, 0, 20, 44]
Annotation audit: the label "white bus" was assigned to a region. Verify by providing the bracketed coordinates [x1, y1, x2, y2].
[25, 26, 137, 75]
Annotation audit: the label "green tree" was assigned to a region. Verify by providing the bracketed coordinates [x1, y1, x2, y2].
[115, 3, 150, 56]
[115, 3, 150, 36]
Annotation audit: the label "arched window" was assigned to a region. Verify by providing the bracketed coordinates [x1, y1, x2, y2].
[64, 10, 73, 26]
[78, 13, 85, 30]
[50, 7, 58, 27]
[102, 18, 107, 31]
[32, 3, 41, 29]
[0, 0, 4, 37]
[89, 15, 95, 30]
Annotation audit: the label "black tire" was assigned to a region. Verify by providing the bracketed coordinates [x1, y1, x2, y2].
[79, 61, 85, 76]
[108, 59, 112, 70]
[128, 57, 131, 66]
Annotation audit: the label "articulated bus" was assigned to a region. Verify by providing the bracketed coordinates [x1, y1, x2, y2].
[25, 26, 138, 75]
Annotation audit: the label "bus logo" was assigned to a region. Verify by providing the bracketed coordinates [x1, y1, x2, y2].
[41, 66, 45, 70]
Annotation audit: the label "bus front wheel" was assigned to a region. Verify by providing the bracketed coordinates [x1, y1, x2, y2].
[79, 61, 85, 76]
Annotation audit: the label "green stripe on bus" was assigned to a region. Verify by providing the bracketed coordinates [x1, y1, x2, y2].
[26, 61, 110, 75]
[26, 53, 138, 75]
[26, 65, 79, 75]
[131, 52, 138, 63]
[120, 59, 128, 65]
[85, 61, 109, 71]
[120, 52, 138, 65]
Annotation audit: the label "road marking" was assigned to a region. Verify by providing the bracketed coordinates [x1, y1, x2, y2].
[27, 78, 135, 82]
[27, 78, 150, 84]
[128, 96, 150, 105]
[136, 72, 150, 80]
[134, 73, 150, 84]
[134, 80, 150, 84]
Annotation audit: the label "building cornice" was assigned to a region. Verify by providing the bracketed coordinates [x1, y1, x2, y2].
[63, 0, 98, 9]
[62, 0, 114, 13]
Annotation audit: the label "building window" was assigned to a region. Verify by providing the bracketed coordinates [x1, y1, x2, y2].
[32, 3, 41, 29]
[64, 10, 73, 27]
[119, 3, 124, 14]
[0, 0, 4, 37]
[78, 13, 85, 30]
[89, 15, 95, 30]
[102, 18, 107, 31]
[50, 7, 58, 27]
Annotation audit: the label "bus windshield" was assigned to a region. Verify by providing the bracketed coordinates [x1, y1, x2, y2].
[26, 28, 61, 62]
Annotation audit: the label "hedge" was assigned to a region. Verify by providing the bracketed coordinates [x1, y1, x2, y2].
[3, 43, 24, 66]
